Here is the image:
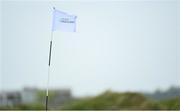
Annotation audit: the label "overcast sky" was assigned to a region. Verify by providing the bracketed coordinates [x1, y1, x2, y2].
[0, 0, 180, 96]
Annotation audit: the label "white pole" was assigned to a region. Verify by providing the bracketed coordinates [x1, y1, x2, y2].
[46, 31, 53, 111]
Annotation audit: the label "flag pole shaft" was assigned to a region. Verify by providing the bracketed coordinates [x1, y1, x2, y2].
[46, 31, 53, 111]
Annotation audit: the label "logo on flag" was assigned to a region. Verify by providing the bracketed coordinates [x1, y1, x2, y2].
[60, 18, 75, 23]
[52, 8, 77, 32]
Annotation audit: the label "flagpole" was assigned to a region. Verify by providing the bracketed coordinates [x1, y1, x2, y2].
[45, 7, 56, 111]
[46, 30, 53, 111]
[45, 7, 76, 110]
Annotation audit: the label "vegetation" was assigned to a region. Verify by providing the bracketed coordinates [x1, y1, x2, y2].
[159, 98, 180, 110]
[0, 104, 45, 110]
[62, 90, 164, 110]
[1, 90, 180, 110]
[37, 90, 57, 103]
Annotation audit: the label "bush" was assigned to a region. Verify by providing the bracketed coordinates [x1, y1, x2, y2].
[62, 90, 163, 110]
[159, 98, 180, 110]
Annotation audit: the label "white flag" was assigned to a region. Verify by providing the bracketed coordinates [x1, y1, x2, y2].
[52, 8, 77, 32]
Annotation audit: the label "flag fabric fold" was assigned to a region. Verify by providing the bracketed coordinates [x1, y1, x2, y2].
[52, 8, 77, 32]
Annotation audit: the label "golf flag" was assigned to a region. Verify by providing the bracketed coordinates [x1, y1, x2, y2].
[52, 8, 77, 32]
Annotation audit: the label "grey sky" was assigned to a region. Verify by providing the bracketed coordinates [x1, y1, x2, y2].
[1, 0, 180, 96]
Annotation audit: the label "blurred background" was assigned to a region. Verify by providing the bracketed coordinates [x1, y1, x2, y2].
[0, 0, 180, 110]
